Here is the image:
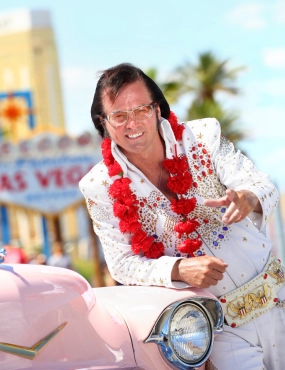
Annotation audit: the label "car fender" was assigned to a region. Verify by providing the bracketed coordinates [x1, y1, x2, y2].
[95, 285, 220, 370]
[0, 264, 136, 369]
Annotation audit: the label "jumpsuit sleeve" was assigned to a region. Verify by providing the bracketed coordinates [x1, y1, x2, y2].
[79, 163, 188, 288]
[189, 118, 279, 232]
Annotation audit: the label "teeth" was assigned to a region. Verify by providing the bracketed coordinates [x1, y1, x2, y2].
[128, 132, 142, 138]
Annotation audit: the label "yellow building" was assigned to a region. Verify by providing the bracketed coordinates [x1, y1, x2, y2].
[0, 8, 65, 141]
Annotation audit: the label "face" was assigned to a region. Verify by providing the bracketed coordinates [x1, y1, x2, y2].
[102, 80, 161, 160]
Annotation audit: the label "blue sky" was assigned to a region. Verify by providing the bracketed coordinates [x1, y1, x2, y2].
[1, 0, 285, 189]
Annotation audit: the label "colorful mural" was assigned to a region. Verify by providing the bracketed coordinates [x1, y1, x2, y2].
[0, 91, 35, 140]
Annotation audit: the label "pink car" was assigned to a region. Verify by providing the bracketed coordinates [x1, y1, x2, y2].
[0, 261, 223, 370]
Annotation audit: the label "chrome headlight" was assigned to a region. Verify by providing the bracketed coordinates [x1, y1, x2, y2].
[145, 298, 223, 370]
[170, 303, 211, 364]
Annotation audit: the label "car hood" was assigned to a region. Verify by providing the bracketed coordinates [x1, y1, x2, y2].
[94, 285, 217, 341]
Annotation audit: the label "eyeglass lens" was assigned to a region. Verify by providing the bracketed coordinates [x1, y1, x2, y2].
[109, 104, 153, 126]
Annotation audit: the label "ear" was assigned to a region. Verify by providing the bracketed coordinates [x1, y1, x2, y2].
[155, 104, 161, 120]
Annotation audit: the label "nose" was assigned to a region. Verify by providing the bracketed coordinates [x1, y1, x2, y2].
[125, 112, 138, 129]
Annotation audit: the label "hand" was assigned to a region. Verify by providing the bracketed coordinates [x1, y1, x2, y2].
[204, 188, 262, 225]
[171, 256, 228, 288]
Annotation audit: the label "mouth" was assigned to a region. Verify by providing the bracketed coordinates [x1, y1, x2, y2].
[126, 132, 143, 139]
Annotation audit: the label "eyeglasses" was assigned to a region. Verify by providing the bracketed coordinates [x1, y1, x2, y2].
[105, 102, 156, 127]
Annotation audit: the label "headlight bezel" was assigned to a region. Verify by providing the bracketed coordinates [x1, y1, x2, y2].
[169, 302, 212, 365]
[144, 297, 223, 370]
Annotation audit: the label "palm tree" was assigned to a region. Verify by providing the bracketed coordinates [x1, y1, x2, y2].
[172, 52, 245, 102]
[188, 99, 246, 144]
[145, 67, 182, 105]
[146, 52, 246, 145]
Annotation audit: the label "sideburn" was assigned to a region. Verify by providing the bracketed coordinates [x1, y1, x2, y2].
[102, 121, 111, 138]
[155, 110, 160, 130]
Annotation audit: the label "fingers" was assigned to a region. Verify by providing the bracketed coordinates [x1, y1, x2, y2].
[204, 189, 236, 208]
[176, 256, 228, 288]
[222, 189, 255, 225]
[222, 202, 241, 225]
[204, 195, 228, 208]
[225, 188, 237, 201]
[205, 189, 261, 225]
[206, 269, 227, 287]
[193, 269, 223, 289]
[211, 258, 228, 273]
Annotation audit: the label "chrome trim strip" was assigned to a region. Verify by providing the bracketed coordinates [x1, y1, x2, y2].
[0, 322, 67, 360]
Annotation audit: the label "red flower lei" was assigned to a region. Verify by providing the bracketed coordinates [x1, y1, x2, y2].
[101, 111, 202, 259]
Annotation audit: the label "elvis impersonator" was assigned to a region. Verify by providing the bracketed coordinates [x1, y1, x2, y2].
[79, 63, 285, 370]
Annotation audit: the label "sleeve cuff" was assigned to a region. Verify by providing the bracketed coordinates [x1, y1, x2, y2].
[234, 185, 274, 232]
[156, 256, 190, 289]
[247, 211, 263, 231]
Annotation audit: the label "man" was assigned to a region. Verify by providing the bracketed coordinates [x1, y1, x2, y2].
[80, 63, 284, 369]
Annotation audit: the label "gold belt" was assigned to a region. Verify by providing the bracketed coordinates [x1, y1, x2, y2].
[219, 252, 285, 328]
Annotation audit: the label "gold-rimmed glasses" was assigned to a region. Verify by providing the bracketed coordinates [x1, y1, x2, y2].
[105, 102, 156, 127]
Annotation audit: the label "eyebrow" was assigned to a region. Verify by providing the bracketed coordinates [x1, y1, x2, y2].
[109, 103, 152, 114]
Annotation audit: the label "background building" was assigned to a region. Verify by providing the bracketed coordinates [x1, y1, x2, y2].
[0, 8, 65, 141]
[0, 8, 106, 286]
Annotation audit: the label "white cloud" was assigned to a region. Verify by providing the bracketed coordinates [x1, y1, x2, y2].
[263, 48, 285, 69]
[226, 3, 266, 30]
[241, 106, 285, 139]
[263, 147, 285, 166]
[260, 78, 285, 96]
[60, 66, 99, 90]
[59, 66, 101, 135]
[226, 1, 285, 29]
[274, 1, 285, 23]
[257, 146, 285, 188]
[240, 78, 285, 99]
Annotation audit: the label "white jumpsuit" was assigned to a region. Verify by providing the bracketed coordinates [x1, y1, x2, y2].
[80, 118, 284, 369]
